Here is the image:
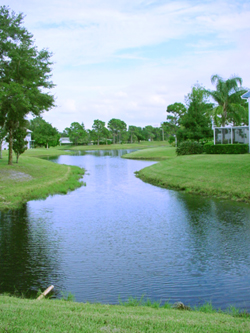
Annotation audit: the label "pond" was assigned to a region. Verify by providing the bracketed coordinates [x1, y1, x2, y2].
[1, 149, 250, 310]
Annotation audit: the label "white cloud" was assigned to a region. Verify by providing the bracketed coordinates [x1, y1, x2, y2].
[4, 0, 250, 130]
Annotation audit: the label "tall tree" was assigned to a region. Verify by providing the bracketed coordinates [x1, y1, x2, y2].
[66, 122, 87, 146]
[0, 6, 55, 165]
[207, 75, 247, 126]
[92, 119, 106, 145]
[107, 118, 127, 144]
[177, 84, 213, 142]
[166, 102, 186, 135]
[12, 126, 28, 163]
[29, 117, 59, 148]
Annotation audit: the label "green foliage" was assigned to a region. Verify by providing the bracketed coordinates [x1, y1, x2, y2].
[166, 102, 187, 135]
[29, 117, 59, 148]
[207, 75, 248, 126]
[108, 118, 127, 143]
[12, 127, 28, 163]
[177, 84, 213, 142]
[118, 296, 161, 309]
[168, 135, 175, 144]
[194, 302, 217, 314]
[0, 6, 55, 165]
[60, 291, 75, 302]
[92, 119, 107, 145]
[176, 141, 203, 155]
[66, 122, 88, 145]
[203, 143, 248, 154]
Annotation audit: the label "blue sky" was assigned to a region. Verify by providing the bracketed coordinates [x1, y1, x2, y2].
[4, 0, 250, 131]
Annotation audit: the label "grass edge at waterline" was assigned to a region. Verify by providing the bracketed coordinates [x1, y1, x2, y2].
[0, 296, 250, 333]
[133, 153, 250, 203]
[0, 150, 85, 210]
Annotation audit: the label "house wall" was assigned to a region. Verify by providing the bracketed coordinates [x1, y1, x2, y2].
[1, 131, 33, 150]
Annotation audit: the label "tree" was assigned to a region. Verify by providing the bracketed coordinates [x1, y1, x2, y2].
[0, 6, 55, 165]
[66, 122, 87, 145]
[12, 126, 28, 163]
[29, 117, 59, 148]
[107, 118, 127, 144]
[207, 75, 247, 126]
[143, 126, 155, 141]
[92, 119, 106, 145]
[0, 125, 6, 159]
[177, 84, 213, 142]
[166, 102, 186, 135]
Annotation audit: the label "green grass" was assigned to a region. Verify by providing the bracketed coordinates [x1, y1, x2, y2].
[0, 296, 249, 332]
[0, 148, 84, 210]
[122, 146, 176, 160]
[68, 141, 170, 151]
[136, 153, 250, 202]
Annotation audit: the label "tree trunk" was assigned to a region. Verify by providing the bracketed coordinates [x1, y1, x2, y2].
[16, 153, 19, 163]
[130, 133, 133, 143]
[46, 142, 48, 149]
[97, 136, 99, 145]
[0, 142, 2, 159]
[113, 133, 115, 144]
[8, 128, 13, 165]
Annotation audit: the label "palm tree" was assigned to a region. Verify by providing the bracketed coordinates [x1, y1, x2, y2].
[208, 75, 247, 126]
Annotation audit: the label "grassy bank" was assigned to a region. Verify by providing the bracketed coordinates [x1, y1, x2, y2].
[122, 146, 176, 160]
[135, 153, 250, 202]
[68, 141, 170, 151]
[0, 296, 250, 332]
[0, 148, 84, 210]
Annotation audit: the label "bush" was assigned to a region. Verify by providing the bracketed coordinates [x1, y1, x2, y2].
[204, 143, 248, 154]
[168, 136, 175, 144]
[176, 141, 203, 155]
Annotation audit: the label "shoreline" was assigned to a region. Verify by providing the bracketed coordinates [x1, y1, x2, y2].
[0, 148, 84, 211]
[0, 295, 249, 332]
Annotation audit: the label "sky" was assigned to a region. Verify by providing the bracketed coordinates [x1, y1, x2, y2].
[3, 0, 250, 131]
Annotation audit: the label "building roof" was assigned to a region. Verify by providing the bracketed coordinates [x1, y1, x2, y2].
[242, 91, 250, 99]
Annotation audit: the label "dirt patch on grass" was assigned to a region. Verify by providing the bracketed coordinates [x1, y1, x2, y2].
[0, 170, 33, 182]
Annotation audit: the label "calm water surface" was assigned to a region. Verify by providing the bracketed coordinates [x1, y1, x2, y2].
[1, 149, 250, 310]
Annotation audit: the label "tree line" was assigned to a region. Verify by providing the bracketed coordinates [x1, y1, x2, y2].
[164, 76, 248, 144]
[28, 117, 166, 148]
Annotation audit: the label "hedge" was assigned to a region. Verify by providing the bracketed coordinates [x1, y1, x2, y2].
[204, 143, 248, 154]
[176, 141, 203, 155]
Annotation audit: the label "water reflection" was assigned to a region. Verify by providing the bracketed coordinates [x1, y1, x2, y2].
[1, 150, 250, 310]
[0, 205, 63, 297]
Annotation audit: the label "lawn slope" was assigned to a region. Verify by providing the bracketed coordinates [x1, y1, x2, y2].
[0, 149, 84, 210]
[136, 154, 250, 202]
[122, 146, 176, 160]
[0, 296, 249, 333]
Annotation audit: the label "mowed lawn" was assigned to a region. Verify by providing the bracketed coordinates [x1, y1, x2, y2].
[134, 153, 250, 202]
[0, 149, 84, 210]
[122, 146, 176, 160]
[1, 296, 250, 333]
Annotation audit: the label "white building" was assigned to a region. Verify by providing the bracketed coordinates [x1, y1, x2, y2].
[2, 129, 33, 150]
[59, 137, 72, 145]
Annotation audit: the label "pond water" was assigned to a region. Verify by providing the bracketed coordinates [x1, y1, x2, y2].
[1, 149, 250, 310]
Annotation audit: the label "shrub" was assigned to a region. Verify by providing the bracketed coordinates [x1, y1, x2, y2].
[176, 141, 203, 155]
[168, 136, 175, 144]
[204, 143, 248, 154]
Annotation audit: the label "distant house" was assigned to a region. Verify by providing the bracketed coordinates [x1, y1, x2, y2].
[2, 129, 33, 150]
[59, 137, 72, 145]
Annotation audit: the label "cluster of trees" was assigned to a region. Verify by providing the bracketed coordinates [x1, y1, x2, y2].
[0, 6, 55, 164]
[59, 119, 166, 146]
[165, 75, 248, 143]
